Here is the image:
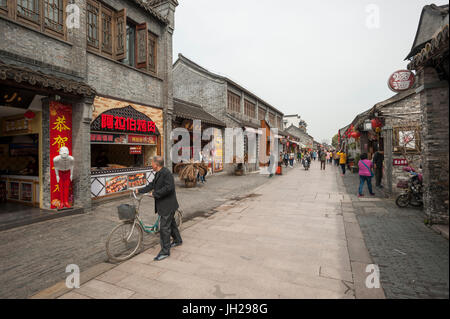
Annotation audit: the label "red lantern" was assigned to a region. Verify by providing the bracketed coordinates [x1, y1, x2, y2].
[350, 131, 361, 138]
[24, 110, 35, 119]
[371, 118, 382, 129]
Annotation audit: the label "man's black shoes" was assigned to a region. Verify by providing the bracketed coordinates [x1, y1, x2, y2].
[170, 241, 182, 248]
[154, 253, 169, 261]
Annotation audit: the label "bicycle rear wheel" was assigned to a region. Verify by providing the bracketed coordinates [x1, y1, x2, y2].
[175, 209, 183, 228]
[106, 221, 143, 262]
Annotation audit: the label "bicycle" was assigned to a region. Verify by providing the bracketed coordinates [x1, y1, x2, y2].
[106, 191, 183, 262]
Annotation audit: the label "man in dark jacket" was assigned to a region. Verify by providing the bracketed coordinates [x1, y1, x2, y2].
[372, 150, 384, 188]
[136, 156, 182, 261]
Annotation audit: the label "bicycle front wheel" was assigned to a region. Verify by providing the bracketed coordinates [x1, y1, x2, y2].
[106, 221, 143, 262]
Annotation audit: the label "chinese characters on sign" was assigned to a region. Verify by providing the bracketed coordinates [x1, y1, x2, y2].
[101, 114, 156, 133]
[393, 159, 408, 166]
[4, 118, 29, 133]
[128, 134, 157, 145]
[388, 70, 415, 92]
[50, 101, 73, 209]
[129, 146, 142, 154]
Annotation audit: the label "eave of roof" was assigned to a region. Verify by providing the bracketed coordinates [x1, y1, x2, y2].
[131, 0, 169, 25]
[173, 99, 226, 127]
[174, 54, 285, 116]
[407, 23, 449, 70]
[406, 4, 449, 60]
[0, 61, 96, 97]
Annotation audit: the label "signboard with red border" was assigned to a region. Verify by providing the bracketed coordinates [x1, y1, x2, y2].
[128, 134, 157, 145]
[129, 146, 142, 154]
[393, 158, 408, 166]
[388, 70, 415, 92]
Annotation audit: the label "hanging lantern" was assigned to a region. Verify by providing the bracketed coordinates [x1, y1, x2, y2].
[24, 110, 35, 119]
[371, 118, 382, 129]
[350, 131, 361, 138]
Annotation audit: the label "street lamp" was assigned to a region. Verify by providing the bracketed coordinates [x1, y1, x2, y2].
[363, 119, 372, 131]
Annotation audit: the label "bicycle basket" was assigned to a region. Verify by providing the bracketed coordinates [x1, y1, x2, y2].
[117, 204, 137, 220]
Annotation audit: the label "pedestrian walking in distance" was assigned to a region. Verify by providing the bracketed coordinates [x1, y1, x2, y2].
[373, 150, 384, 188]
[283, 152, 289, 168]
[337, 150, 347, 175]
[268, 152, 276, 178]
[320, 149, 327, 170]
[358, 153, 375, 197]
[137, 156, 182, 261]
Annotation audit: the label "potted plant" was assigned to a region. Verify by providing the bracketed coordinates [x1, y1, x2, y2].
[174, 161, 208, 188]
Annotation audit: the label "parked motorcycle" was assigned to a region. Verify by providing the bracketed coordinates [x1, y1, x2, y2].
[395, 166, 423, 208]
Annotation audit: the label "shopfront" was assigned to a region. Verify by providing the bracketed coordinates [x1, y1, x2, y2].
[172, 99, 226, 174]
[0, 93, 41, 208]
[0, 62, 96, 224]
[90, 98, 164, 200]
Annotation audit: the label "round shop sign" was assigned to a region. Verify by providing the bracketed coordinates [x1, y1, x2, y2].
[388, 70, 415, 92]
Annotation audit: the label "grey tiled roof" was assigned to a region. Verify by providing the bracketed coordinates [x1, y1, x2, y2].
[131, 0, 169, 24]
[173, 99, 226, 127]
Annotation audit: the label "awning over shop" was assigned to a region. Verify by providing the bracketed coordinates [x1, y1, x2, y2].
[173, 99, 226, 127]
[0, 61, 96, 98]
[245, 127, 262, 134]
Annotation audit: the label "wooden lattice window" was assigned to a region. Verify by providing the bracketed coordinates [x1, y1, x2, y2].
[148, 32, 157, 73]
[87, 1, 99, 48]
[44, 0, 64, 33]
[17, 0, 40, 23]
[101, 7, 112, 54]
[0, 0, 8, 12]
[227, 91, 241, 113]
[244, 99, 256, 118]
[136, 22, 148, 69]
[258, 107, 265, 120]
[393, 126, 421, 154]
[269, 113, 275, 126]
[114, 8, 126, 60]
[276, 116, 282, 129]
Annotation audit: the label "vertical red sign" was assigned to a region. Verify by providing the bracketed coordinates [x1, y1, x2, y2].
[50, 101, 73, 209]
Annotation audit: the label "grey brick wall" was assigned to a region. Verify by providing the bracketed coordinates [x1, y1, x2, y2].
[419, 67, 449, 225]
[1, 0, 176, 208]
[381, 92, 422, 194]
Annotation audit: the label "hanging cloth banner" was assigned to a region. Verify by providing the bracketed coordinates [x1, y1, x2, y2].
[50, 101, 73, 209]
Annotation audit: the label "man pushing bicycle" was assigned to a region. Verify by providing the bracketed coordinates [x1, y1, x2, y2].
[135, 156, 182, 261]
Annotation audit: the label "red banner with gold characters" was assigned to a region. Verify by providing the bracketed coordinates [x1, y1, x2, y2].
[50, 101, 73, 209]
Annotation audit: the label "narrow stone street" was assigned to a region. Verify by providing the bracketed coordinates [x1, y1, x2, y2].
[0, 171, 269, 299]
[54, 161, 384, 299]
[339, 169, 449, 298]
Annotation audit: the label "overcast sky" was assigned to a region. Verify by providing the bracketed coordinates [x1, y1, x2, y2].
[173, 0, 447, 143]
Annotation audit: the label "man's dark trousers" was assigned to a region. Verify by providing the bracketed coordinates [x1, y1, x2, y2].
[159, 210, 182, 255]
[375, 167, 383, 187]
